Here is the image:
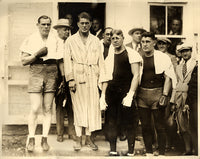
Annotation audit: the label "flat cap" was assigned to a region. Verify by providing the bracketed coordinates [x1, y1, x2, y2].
[157, 37, 171, 44]
[178, 42, 193, 52]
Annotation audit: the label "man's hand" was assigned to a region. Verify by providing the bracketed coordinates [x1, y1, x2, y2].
[34, 47, 48, 58]
[122, 91, 135, 107]
[158, 94, 168, 108]
[69, 80, 76, 93]
[100, 94, 108, 111]
[57, 76, 66, 95]
[170, 103, 177, 112]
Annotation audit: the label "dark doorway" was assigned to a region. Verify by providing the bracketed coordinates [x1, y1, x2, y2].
[58, 3, 106, 34]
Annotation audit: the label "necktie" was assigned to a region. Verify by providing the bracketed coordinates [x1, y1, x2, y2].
[182, 62, 187, 78]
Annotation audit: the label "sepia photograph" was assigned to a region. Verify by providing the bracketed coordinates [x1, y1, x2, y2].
[0, 0, 199, 158]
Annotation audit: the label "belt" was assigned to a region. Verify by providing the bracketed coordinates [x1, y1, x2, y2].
[31, 59, 57, 65]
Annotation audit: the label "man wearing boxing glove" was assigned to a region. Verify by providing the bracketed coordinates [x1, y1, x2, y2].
[137, 32, 177, 156]
[100, 29, 142, 156]
[20, 15, 58, 152]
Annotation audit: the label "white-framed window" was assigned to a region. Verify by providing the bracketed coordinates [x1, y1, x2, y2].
[148, 2, 187, 54]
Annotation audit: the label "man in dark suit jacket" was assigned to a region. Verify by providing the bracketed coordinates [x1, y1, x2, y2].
[126, 27, 146, 55]
[91, 18, 103, 40]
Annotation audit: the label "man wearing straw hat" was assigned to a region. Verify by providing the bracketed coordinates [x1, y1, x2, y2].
[53, 18, 75, 142]
[126, 27, 146, 53]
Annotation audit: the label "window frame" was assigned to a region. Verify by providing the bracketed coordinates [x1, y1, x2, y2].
[148, 2, 186, 38]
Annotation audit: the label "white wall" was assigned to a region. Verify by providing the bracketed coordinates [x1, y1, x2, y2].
[106, 0, 149, 43]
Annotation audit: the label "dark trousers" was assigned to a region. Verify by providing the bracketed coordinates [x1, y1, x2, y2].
[138, 107, 166, 154]
[55, 88, 75, 137]
[104, 85, 138, 153]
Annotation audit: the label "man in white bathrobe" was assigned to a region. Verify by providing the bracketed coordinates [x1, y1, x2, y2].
[64, 12, 105, 151]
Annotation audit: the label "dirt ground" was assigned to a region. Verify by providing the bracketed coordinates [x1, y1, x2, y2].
[1, 124, 190, 157]
[2, 125, 57, 156]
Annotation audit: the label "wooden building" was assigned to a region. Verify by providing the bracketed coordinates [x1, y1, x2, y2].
[0, 0, 199, 124]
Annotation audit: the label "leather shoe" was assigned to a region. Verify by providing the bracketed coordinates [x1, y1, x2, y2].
[57, 135, 63, 142]
[41, 137, 50, 151]
[85, 135, 98, 151]
[119, 135, 127, 141]
[74, 136, 81, 151]
[121, 151, 135, 156]
[109, 151, 120, 156]
[27, 137, 35, 152]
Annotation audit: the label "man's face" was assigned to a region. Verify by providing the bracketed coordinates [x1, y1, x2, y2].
[176, 45, 182, 58]
[111, 33, 124, 49]
[132, 30, 142, 43]
[92, 19, 100, 32]
[37, 18, 51, 37]
[157, 41, 168, 53]
[171, 19, 181, 33]
[181, 49, 192, 61]
[57, 26, 70, 40]
[103, 28, 112, 45]
[141, 37, 156, 53]
[65, 14, 73, 25]
[77, 18, 91, 34]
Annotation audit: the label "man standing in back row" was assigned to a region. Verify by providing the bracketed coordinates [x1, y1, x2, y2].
[64, 12, 105, 151]
[53, 18, 75, 142]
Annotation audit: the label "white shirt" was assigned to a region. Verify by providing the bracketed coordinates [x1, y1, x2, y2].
[56, 36, 65, 59]
[104, 46, 143, 82]
[96, 29, 102, 37]
[152, 50, 177, 88]
[20, 30, 58, 60]
[131, 41, 141, 52]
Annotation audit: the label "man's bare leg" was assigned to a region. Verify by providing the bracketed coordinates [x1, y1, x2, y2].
[27, 93, 42, 152]
[41, 92, 54, 151]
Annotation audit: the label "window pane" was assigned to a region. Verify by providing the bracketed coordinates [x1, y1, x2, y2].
[168, 6, 183, 35]
[150, 6, 165, 35]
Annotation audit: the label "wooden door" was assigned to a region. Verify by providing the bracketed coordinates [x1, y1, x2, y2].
[2, 2, 57, 124]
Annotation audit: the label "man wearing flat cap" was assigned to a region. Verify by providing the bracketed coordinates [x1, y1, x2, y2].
[170, 42, 197, 155]
[53, 19, 75, 142]
[156, 38, 178, 70]
[126, 27, 146, 54]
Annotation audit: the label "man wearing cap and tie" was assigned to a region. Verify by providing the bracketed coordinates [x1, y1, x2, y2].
[53, 19, 75, 142]
[126, 27, 146, 53]
[170, 42, 197, 155]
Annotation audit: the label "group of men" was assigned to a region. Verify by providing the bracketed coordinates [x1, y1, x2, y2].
[20, 11, 198, 156]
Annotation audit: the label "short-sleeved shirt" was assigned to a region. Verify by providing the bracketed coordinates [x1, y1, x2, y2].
[20, 31, 58, 60]
[56, 36, 65, 60]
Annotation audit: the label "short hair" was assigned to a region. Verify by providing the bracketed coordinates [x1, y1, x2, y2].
[103, 27, 113, 33]
[110, 29, 124, 38]
[78, 12, 92, 22]
[37, 15, 52, 24]
[141, 32, 156, 40]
